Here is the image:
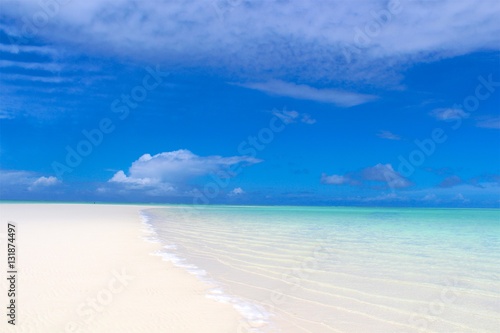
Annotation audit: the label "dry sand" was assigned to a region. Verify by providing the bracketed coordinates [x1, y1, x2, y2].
[0, 203, 241, 333]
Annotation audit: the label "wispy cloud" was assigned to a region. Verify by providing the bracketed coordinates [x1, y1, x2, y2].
[320, 174, 350, 185]
[438, 175, 463, 188]
[272, 108, 316, 125]
[430, 108, 469, 120]
[0, 43, 59, 55]
[0, 60, 64, 72]
[0, 73, 72, 83]
[3, 1, 499, 84]
[476, 116, 500, 129]
[322, 163, 411, 189]
[0, 110, 15, 119]
[377, 130, 401, 140]
[241, 80, 377, 107]
[351, 192, 404, 203]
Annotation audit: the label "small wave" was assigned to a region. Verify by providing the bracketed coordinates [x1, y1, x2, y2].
[140, 210, 271, 332]
[139, 212, 160, 244]
[207, 289, 270, 329]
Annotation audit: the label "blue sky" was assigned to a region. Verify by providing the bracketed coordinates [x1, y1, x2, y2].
[0, 0, 499, 207]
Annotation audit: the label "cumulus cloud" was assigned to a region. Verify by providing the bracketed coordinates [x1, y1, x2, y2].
[377, 130, 401, 140]
[430, 108, 469, 120]
[242, 80, 377, 107]
[229, 187, 245, 196]
[31, 176, 60, 187]
[0, 170, 61, 193]
[109, 149, 261, 192]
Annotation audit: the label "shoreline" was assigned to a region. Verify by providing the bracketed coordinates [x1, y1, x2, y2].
[0, 203, 242, 332]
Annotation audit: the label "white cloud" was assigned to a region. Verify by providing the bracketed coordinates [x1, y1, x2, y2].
[401, 182, 500, 204]
[453, 193, 470, 203]
[377, 130, 401, 140]
[272, 108, 316, 125]
[1, 73, 71, 83]
[362, 163, 411, 189]
[476, 116, 500, 129]
[32, 176, 60, 187]
[0, 43, 58, 55]
[242, 80, 377, 107]
[0, 170, 61, 192]
[230, 187, 245, 195]
[355, 192, 404, 203]
[0, 170, 33, 185]
[4, 0, 497, 84]
[272, 109, 300, 124]
[109, 171, 156, 186]
[0, 110, 14, 119]
[430, 108, 469, 120]
[321, 174, 349, 185]
[422, 193, 438, 201]
[322, 163, 411, 189]
[0, 60, 64, 72]
[300, 114, 317, 125]
[109, 149, 261, 191]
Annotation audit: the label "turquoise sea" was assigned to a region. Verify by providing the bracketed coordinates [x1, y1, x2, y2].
[141, 205, 500, 333]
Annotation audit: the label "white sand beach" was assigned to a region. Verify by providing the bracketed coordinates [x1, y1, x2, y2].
[0, 203, 241, 333]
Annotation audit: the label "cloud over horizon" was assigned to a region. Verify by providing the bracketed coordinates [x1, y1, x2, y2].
[0, 170, 62, 193]
[109, 149, 261, 193]
[322, 163, 412, 189]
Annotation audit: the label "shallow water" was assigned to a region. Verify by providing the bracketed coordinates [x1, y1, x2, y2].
[142, 205, 500, 333]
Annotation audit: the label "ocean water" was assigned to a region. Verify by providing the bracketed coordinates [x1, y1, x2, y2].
[141, 205, 500, 333]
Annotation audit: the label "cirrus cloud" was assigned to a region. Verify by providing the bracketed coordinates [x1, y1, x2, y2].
[3, 0, 499, 85]
[377, 130, 401, 140]
[475, 116, 500, 129]
[430, 108, 469, 120]
[240, 80, 377, 107]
